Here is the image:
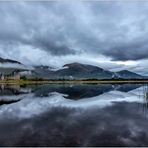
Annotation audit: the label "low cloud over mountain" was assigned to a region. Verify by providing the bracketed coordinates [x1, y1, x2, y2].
[0, 1, 148, 75]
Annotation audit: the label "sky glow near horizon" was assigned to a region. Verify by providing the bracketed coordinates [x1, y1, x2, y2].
[0, 1, 148, 75]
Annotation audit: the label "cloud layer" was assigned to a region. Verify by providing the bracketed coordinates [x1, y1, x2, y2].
[0, 1, 148, 74]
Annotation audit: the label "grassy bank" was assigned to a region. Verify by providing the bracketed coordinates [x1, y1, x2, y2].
[1, 79, 148, 84]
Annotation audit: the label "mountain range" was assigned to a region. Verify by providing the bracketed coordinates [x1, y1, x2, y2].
[0, 57, 146, 80]
[30, 62, 145, 80]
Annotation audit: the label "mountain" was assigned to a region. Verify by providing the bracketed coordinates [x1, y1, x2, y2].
[54, 62, 114, 79]
[30, 63, 147, 80]
[0, 57, 146, 80]
[0, 57, 21, 64]
[116, 70, 143, 79]
[31, 62, 115, 80]
[31, 66, 54, 78]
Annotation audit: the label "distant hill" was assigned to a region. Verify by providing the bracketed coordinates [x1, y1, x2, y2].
[116, 70, 143, 79]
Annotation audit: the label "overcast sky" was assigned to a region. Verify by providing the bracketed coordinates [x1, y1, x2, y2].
[0, 1, 148, 75]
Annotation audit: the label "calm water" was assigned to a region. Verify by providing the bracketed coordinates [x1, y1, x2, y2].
[0, 83, 148, 146]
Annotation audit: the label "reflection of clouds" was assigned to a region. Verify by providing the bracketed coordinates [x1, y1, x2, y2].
[0, 93, 65, 119]
[0, 85, 147, 146]
[0, 86, 146, 119]
[0, 95, 24, 101]
[0, 102, 148, 146]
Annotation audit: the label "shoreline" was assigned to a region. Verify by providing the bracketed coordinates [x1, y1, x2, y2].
[1, 80, 148, 84]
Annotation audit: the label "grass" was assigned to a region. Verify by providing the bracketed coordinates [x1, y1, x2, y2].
[1, 79, 148, 84]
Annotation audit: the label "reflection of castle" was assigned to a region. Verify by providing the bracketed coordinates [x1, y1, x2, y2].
[0, 70, 20, 80]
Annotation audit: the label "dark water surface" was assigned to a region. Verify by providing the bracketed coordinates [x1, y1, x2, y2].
[0, 83, 148, 146]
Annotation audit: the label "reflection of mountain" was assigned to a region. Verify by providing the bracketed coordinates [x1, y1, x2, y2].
[0, 84, 143, 100]
[32, 84, 113, 99]
[0, 84, 144, 108]
[31, 84, 142, 100]
[115, 84, 142, 92]
[0, 85, 145, 119]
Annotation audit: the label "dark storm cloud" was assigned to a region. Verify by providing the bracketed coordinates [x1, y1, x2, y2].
[32, 36, 76, 55]
[104, 39, 148, 61]
[0, 1, 148, 61]
[0, 1, 77, 56]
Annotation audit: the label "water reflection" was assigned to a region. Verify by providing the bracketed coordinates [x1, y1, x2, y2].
[0, 83, 148, 146]
[0, 83, 142, 98]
